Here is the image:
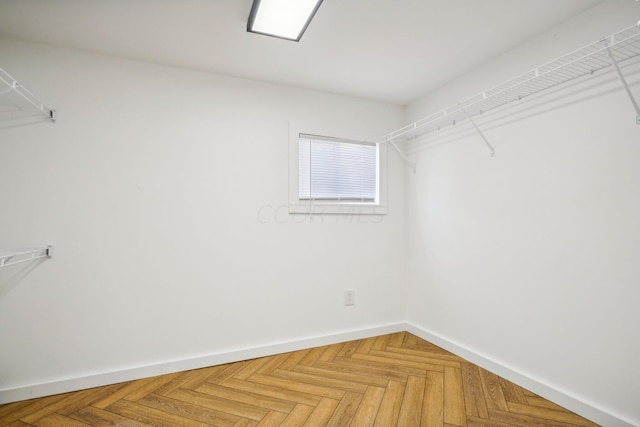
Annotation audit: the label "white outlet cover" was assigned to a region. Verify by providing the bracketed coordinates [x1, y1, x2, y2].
[344, 289, 355, 306]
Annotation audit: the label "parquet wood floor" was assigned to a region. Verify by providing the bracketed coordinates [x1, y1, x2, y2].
[0, 332, 600, 426]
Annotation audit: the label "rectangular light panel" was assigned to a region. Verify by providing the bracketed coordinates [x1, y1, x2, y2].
[247, 0, 323, 41]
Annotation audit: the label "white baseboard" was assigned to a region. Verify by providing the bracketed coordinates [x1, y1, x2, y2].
[2, 321, 635, 427]
[405, 322, 635, 427]
[0, 323, 406, 405]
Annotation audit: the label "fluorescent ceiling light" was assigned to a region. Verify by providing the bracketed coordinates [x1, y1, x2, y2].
[247, 0, 324, 42]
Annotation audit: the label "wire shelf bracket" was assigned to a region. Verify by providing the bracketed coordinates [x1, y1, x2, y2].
[381, 22, 640, 156]
[605, 31, 640, 124]
[388, 139, 416, 172]
[465, 111, 495, 157]
[0, 246, 53, 269]
[0, 67, 56, 122]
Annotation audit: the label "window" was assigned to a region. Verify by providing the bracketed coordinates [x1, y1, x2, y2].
[289, 124, 387, 214]
[298, 134, 377, 202]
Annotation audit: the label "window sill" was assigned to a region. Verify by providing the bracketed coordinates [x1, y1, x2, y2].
[288, 202, 387, 215]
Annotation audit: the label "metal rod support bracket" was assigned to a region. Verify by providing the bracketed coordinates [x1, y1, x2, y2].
[465, 112, 495, 157]
[0, 246, 53, 269]
[386, 138, 416, 173]
[0, 67, 56, 123]
[604, 40, 640, 125]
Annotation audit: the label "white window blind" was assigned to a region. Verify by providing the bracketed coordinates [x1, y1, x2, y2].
[298, 134, 378, 202]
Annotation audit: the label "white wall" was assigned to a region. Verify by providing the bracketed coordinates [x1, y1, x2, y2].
[3, 1, 639, 424]
[405, 1, 640, 425]
[0, 39, 406, 398]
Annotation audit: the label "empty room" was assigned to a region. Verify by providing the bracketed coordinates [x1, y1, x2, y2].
[1, 1, 639, 426]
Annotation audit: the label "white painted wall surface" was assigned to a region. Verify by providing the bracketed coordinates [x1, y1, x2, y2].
[405, 1, 640, 425]
[0, 39, 406, 397]
[2, 1, 639, 424]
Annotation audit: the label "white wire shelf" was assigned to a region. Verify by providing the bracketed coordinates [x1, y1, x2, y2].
[0, 246, 52, 269]
[0, 67, 56, 123]
[383, 23, 640, 145]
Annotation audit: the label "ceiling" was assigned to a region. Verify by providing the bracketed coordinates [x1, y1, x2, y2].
[0, 0, 605, 105]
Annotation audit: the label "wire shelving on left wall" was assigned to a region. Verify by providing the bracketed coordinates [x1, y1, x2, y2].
[0, 247, 52, 269]
[0, 67, 56, 122]
[1, 68, 55, 269]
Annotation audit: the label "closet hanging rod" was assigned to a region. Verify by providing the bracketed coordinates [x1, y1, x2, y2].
[0, 247, 52, 269]
[382, 22, 640, 144]
[0, 67, 56, 122]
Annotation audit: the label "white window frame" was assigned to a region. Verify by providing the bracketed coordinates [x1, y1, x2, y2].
[289, 122, 388, 215]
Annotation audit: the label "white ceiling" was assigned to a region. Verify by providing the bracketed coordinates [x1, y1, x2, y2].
[0, 0, 604, 105]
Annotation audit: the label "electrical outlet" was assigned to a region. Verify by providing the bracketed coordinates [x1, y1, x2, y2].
[344, 289, 355, 306]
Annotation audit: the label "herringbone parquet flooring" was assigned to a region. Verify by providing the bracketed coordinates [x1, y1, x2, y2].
[0, 332, 600, 426]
